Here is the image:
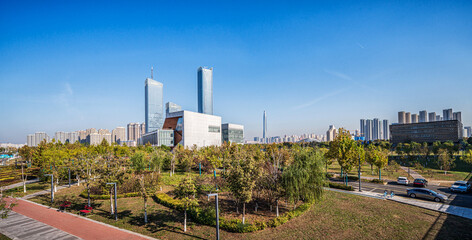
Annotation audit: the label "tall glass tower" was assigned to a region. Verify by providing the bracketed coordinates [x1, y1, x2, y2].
[145, 77, 164, 133]
[263, 111, 267, 141]
[197, 67, 213, 115]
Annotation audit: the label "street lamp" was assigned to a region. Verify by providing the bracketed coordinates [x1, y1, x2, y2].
[106, 182, 118, 221]
[45, 174, 54, 203]
[207, 193, 219, 240]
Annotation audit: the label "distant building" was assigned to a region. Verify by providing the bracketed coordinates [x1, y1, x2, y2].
[419, 110, 427, 123]
[390, 120, 463, 144]
[145, 77, 164, 133]
[405, 112, 411, 124]
[163, 110, 221, 148]
[141, 129, 174, 147]
[398, 111, 406, 124]
[197, 67, 213, 115]
[453, 112, 462, 122]
[383, 119, 389, 140]
[127, 123, 145, 142]
[464, 126, 471, 138]
[27, 134, 34, 147]
[436, 115, 442, 121]
[166, 102, 182, 116]
[411, 114, 419, 123]
[373, 118, 381, 140]
[34, 132, 49, 146]
[443, 109, 452, 121]
[222, 123, 244, 144]
[112, 127, 126, 144]
[360, 119, 366, 137]
[428, 112, 436, 122]
[365, 120, 373, 141]
[326, 125, 337, 142]
[254, 137, 260, 142]
[120, 140, 137, 147]
[263, 111, 267, 142]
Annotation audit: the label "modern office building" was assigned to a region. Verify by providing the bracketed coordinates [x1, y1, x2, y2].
[263, 111, 267, 142]
[383, 119, 389, 140]
[453, 112, 462, 122]
[163, 110, 222, 148]
[326, 125, 337, 142]
[360, 119, 366, 137]
[141, 129, 174, 147]
[197, 67, 213, 115]
[398, 111, 406, 124]
[111, 127, 126, 144]
[443, 109, 452, 121]
[145, 77, 164, 133]
[419, 110, 427, 123]
[405, 112, 411, 124]
[429, 112, 436, 122]
[390, 120, 463, 144]
[166, 102, 182, 116]
[411, 114, 419, 123]
[222, 123, 244, 144]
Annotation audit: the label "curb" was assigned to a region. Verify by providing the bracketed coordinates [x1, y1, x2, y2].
[17, 198, 158, 240]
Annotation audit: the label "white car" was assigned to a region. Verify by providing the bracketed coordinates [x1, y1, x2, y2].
[397, 177, 409, 185]
[450, 181, 471, 193]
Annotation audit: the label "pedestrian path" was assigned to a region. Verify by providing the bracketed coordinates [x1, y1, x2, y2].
[2, 178, 40, 191]
[0, 211, 81, 240]
[326, 187, 472, 220]
[400, 166, 424, 179]
[21, 183, 72, 200]
[8, 198, 155, 240]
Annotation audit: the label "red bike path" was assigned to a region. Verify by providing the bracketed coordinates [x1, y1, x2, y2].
[10, 198, 154, 240]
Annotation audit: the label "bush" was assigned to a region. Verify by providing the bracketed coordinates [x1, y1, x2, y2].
[79, 190, 140, 200]
[328, 182, 354, 191]
[325, 173, 334, 178]
[370, 179, 384, 184]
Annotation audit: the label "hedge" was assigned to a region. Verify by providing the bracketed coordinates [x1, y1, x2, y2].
[79, 190, 140, 200]
[153, 192, 314, 233]
[328, 182, 354, 191]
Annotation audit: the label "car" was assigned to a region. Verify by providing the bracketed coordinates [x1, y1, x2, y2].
[413, 178, 428, 187]
[450, 181, 471, 193]
[397, 177, 409, 185]
[407, 188, 448, 202]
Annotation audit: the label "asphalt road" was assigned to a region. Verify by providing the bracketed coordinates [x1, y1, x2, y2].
[330, 178, 472, 208]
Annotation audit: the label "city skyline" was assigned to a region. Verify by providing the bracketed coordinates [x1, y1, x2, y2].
[1, 1, 472, 144]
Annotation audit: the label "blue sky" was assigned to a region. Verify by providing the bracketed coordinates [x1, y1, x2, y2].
[1, 1, 471, 143]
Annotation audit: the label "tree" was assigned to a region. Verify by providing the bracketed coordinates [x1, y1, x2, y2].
[136, 173, 160, 224]
[461, 150, 472, 171]
[174, 177, 198, 232]
[370, 146, 389, 180]
[18, 146, 34, 193]
[438, 149, 454, 175]
[326, 128, 358, 184]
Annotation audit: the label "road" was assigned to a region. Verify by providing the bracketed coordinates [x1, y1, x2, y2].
[330, 178, 472, 209]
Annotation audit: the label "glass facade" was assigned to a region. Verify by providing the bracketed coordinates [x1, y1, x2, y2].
[166, 102, 182, 116]
[145, 78, 164, 133]
[197, 67, 213, 115]
[222, 123, 244, 144]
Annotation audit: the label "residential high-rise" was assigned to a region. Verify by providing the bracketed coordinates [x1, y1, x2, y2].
[112, 127, 126, 144]
[443, 109, 452, 121]
[465, 126, 472, 138]
[429, 112, 436, 122]
[398, 111, 406, 124]
[27, 134, 35, 147]
[383, 119, 389, 140]
[145, 75, 164, 133]
[453, 112, 462, 122]
[326, 125, 337, 142]
[436, 115, 442, 121]
[411, 114, 419, 123]
[127, 123, 141, 142]
[373, 118, 381, 140]
[166, 102, 182, 116]
[419, 110, 427, 123]
[360, 119, 366, 137]
[55, 131, 66, 143]
[365, 120, 373, 141]
[197, 67, 213, 115]
[405, 112, 411, 124]
[263, 111, 267, 142]
[34, 132, 49, 146]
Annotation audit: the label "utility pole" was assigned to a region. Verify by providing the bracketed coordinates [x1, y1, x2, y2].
[207, 193, 219, 240]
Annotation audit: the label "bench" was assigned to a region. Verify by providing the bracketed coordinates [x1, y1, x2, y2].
[79, 205, 93, 215]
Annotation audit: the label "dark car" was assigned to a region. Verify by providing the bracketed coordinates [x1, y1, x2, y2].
[407, 188, 448, 202]
[413, 178, 428, 187]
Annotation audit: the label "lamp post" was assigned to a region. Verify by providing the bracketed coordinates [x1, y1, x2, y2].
[106, 182, 118, 221]
[45, 174, 54, 203]
[207, 193, 219, 240]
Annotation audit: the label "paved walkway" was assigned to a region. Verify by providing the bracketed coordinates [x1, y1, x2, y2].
[2, 178, 40, 191]
[0, 211, 81, 240]
[326, 187, 472, 220]
[5, 198, 155, 240]
[400, 166, 424, 179]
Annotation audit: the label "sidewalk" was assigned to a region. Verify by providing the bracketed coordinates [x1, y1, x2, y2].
[326, 187, 472, 220]
[400, 166, 423, 179]
[8, 198, 156, 240]
[2, 178, 40, 191]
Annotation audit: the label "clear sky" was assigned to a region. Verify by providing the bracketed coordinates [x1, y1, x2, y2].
[1, 1, 471, 144]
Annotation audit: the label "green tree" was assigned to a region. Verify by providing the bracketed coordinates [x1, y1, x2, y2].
[174, 177, 198, 232]
[326, 128, 358, 184]
[438, 149, 455, 175]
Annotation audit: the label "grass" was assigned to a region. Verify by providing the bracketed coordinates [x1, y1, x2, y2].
[0, 233, 11, 240]
[327, 162, 411, 182]
[29, 184, 472, 240]
[412, 167, 471, 182]
[2, 182, 50, 198]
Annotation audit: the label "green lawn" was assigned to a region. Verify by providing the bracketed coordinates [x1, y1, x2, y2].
[0, 233, 12, 240]
[29, 184, 472, 240]
[327, 162, 411, 181]
[413, 167, 471, 182]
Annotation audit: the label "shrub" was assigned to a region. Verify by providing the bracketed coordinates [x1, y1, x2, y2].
[328, 182, 354, 191]
[325, 173, 334, 178]
[370, 179, 384, 184]
[79, 190, 140, 200]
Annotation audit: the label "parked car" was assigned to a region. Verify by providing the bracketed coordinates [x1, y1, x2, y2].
[397, 177, 409, 185]
[407, 188, 448, 202]
[413, 178, 428, 187]
[450, 181, 471, 193]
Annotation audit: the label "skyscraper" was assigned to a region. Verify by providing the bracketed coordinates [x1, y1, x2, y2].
[373, 118, 381, 140]
[166, 102, 182, 116]
[127, 123, 141, 142]
[398, 111, 406, 124]
[443, 109, 452, 121]
[405, 112, 411, 124]
[365, 119, 373, 141]
[453, 112, 462, 122]
[263, 111, 267, 142]
[360, 119, 366, 137]
[326, 125, 337, 142]
[428, 112, 436, 122]
[411, 114, 419, 123]
[112, 127, 126, 144]
[197, 67, 213, 115]
[383, 119, 389, 140]
[419, 110, 427, 123]
[145, 72, 164, 133]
